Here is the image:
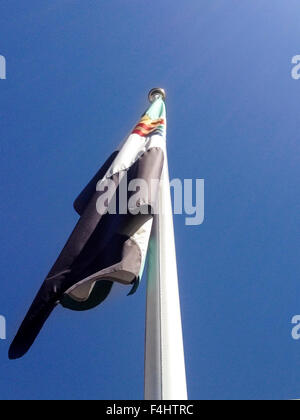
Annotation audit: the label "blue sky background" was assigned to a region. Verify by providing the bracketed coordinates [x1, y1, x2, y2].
[0, 0, 300, 400]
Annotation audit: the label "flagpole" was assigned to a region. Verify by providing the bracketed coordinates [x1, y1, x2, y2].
[144, 89, 188, 400]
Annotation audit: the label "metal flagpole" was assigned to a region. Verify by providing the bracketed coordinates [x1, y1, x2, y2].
[144, 89, 188, 400]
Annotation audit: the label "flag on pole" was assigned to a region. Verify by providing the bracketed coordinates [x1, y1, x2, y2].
[9, 92, 167, 359]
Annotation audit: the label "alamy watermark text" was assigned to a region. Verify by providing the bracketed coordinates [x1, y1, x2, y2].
[291, 55, 300, 80]
[0, 315, 6, 340]
[95, 174, 205, 226]
[291, 316, 300, 340]
[0, 55, 6, 79]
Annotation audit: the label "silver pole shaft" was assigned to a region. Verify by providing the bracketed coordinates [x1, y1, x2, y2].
[144, 99, 187, 398]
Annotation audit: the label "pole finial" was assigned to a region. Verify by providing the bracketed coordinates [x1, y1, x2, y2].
[148, 88, 166, 103]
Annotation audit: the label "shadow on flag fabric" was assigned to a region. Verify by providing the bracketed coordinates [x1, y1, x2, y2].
[9, 96, 166, 359]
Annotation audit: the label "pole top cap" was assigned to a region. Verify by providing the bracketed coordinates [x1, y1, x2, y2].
[148, 88, 166, 103]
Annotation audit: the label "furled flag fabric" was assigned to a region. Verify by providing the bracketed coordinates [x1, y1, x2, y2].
[9, 96, 166, 359]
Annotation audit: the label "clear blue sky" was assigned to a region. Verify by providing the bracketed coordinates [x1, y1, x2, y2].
[0, 0, 300, 400]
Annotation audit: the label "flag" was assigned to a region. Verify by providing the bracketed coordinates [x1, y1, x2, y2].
[9, 93, 167, 359]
